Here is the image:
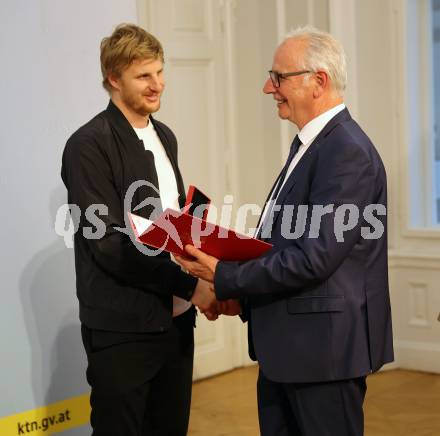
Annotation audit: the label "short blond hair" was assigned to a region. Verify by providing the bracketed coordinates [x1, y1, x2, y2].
[100, 23, 164, 92]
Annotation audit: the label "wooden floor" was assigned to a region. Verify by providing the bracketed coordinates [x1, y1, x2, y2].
[188, 366, 440, 436]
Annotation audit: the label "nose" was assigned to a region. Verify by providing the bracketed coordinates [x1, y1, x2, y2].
[263, 77, 275, 94]
[150, 74, 164, 92]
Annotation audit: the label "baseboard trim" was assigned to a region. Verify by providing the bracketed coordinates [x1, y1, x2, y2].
[394, 340, 440, 373]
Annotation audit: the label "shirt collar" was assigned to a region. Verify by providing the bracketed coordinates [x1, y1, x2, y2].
[298, 103, 346, 145]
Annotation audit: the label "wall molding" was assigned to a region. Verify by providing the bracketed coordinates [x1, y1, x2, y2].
[219, 0, 240, 201]
[328, 0, 359, 118]
[219, 0, 253, 368]
[389, 249, 440, 269]
[275, 0, 295, 162]
[394, 340, 440, 374]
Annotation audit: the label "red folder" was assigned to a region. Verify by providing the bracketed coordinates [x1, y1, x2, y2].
[128, 208, 272, 261]
[184, 185, 210, 221]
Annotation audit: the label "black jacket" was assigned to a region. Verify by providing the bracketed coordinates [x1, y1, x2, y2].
[61, 100, 197, 332]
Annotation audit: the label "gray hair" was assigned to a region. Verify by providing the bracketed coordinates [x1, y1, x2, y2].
[284, 26, 347, 96]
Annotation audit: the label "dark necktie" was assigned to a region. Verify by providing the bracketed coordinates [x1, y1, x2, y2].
[256, 135, 302, 238]
[270, 135, 302, 201]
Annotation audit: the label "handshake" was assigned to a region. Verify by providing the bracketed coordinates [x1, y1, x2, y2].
[190, 280, 241, 320]
[175, 245, 241, 321]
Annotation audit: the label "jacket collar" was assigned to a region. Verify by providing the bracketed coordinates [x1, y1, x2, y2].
[105, 99, 175, 152]
[298, 103, 346, 146]
[262, 108, 353, 241]
[105, 99, 186, 208]
[105, 99, 146, 152]
[281, 107, 352, 193]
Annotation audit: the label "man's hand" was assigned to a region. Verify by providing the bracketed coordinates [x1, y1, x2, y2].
[202, 299, 241, 321]
[191, 279, 217, 315]
[175, 245, 219, 283]
[217, 299, 242, 316]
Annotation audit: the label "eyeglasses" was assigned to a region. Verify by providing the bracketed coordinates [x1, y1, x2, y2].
[268, 70, 312, 88]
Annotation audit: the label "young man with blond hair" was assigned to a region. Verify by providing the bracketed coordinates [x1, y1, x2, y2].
[61, 23, 215, 436]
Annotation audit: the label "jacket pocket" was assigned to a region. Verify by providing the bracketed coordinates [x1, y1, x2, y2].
[286, 295, 345, 314]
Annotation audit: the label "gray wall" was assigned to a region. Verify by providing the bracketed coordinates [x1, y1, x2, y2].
[233, 0, 279, 211]
[0, 0, 137, 434]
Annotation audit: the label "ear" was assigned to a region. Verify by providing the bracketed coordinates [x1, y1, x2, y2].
[312, 71, 329, 98]
[107, 73, 121, 92]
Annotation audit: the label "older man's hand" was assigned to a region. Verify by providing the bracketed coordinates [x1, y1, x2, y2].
[217, 299, 242, 316]
[175, 245, 219, 283]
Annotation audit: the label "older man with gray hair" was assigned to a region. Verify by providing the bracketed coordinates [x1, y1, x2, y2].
[176, 26, 394, 436]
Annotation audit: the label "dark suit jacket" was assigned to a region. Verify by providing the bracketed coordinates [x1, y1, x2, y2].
[215, 108, 394, 383]
[61, 100, 197, 333]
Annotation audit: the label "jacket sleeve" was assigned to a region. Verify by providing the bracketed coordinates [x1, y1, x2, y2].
[61, 131, 197, 300]
[214, 139, 379, 300]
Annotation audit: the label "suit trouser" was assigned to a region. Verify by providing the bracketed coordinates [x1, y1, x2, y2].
[81, 309, 194, 436]
[257, 369, 367, 436]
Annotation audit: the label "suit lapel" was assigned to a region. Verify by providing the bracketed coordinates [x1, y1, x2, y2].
[267, 109, 353, 237]
[255, 171, 285, 231]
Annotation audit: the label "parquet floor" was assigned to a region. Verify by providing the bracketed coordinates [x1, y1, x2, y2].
[188, 366, 440, 436]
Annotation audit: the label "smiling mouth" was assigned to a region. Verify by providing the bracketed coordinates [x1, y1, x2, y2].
[275, 99, 286, 106]
[144, 95, 159, 102]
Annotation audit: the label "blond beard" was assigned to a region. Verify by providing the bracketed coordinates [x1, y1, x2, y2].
[122, 91, 161, 117]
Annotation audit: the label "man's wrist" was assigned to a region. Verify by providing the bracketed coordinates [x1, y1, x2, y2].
[174, 270, 198, 301]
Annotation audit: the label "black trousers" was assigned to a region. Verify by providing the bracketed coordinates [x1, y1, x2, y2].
[81, 310, 194, 436]
[257, 369, 367, 436]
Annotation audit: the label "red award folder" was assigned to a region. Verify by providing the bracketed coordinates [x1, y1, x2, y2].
[184, 185, 210, 221]
[128, 208, 272, 261]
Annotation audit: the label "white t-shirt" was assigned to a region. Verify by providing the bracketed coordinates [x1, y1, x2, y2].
[133, 120, 192, 317]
